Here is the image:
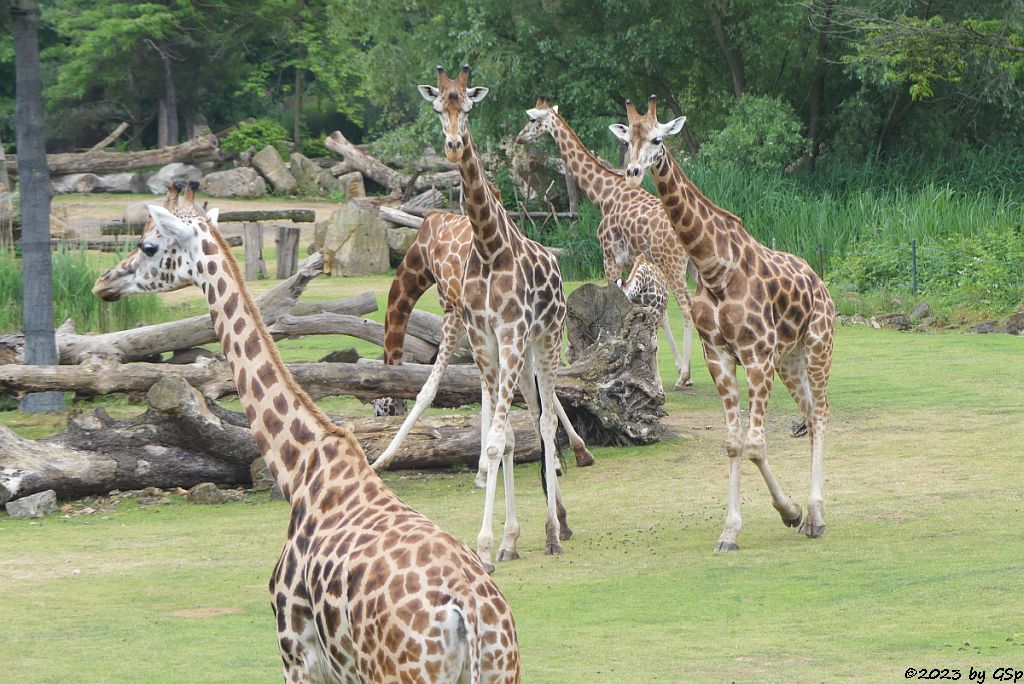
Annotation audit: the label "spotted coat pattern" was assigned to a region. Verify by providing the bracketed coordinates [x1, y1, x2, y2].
[93, 188, 520, 683]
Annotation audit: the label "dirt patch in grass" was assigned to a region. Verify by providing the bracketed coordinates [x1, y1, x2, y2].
[170, 607, 243, 618]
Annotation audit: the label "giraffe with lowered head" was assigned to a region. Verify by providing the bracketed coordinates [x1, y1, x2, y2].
[418, 65, 573, 572]
[92, 188, 520, 683]
[370, 208, 595, 479]
[515, 96, 697, 388]
[610, 96, 835, 552]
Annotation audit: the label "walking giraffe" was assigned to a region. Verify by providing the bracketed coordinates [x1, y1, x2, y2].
[515, 96, 697, 388]
[92, 191, 520, 683]
[370, 208, 595, 479]
[418, 65, 572, 572]
[610, 96, 835, 552]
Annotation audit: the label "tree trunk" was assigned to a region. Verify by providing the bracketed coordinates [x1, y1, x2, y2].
[0, 128, 10, 191]
[0, 376, 549, 502]
[11, 0, 63, 413]
[160, 47, 178, 147]
[708, 1, 747, 99]
[4, 135, 219, 179]
[808, 0, 833, 166]
[324, 131, 460, 192]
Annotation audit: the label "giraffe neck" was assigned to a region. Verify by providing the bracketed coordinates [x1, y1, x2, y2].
[550, 115, 623, 210]
[458, 128, 520, 261]
[650, 148, 753, 290]
[195, 228, 368, 501]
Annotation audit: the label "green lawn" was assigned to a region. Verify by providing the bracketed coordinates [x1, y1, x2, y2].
[1, 275, 1023, 682]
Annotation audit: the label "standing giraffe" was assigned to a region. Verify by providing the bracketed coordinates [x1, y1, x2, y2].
[418, 65, 572, 572]
[92, 194, 520, 683]
[610, 96, 835, 552]
[371, 208, 595, 479]
[515, 97, 697, 389]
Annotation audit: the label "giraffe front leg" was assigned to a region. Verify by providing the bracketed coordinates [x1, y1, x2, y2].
[497, 423, 521, 563]
[706, 349, 744, 553]
[536, 338, 569, 555]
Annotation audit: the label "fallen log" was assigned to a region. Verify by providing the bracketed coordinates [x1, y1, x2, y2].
[88, 122, 130, 151]
[0, 287, 663, 445]
[0, 376, 548, 502]
[217, 209, 316, 223]
[52, 172, 147, 194]
[58, 235, 243, 251]
[378, 206, 423, 230]
[4, 135, 219, 178]
[325, 131, 460, 192]
[267, 313, 438, 363]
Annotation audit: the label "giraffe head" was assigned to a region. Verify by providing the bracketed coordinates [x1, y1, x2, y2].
[418, 64, 489, 162]
[92, 181, 219, 301]
[608, 95, 686, 188]
[515, 96, 559, 144]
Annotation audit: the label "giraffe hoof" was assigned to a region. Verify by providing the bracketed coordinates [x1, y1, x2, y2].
[673, 377, 694, 391]
[574, 449, 595, 468]
[481, 561, 496, 574]
[497, 549, 520, 562]
[714, 540, 739, 554]
[544, 542, 564, 556]
[473, 473, 487, 489]
[783, 507, 803, 528]
[559, 525, 573, 541]
[798, 522, 826, 539]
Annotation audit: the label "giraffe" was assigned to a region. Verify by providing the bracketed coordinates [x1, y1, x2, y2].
[610, 96, 835, 552]
[515, 96, 697, 389]
[92, 192, 520, 683]
[418, 65, 573, 572]
[616, 253, 670, 320]
[370, 208, 595, 480]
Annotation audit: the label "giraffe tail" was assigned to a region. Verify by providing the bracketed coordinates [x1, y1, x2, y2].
[453, 601, 482, 684]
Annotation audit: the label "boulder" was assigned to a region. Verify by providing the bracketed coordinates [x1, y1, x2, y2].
[146, 163, 202, 194]
[335, 172, 366, 199]
[1002, 312, 1024, 335]
[52, 172, 147, 194]
[5, 489, 57, 519]
[252, 145, 298, 194]
[290, 152, 339, 196]
[872, 313, 911, 330]
[123, 200, 151, 225]
[323, 201, 390, 276]
[387, 226, 419, 265]
[971, 320, 998, 334]
[319, 347, 361, 363]
[910, 302, 931, 320]
[186, 481, 243, 504]
[249, 457, 274, 492]
[201, 167, 267, 198]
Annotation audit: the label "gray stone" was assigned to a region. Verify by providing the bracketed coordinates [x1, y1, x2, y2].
[201, 167, 267, 198]
[971, 320, 998, 334]
[850, 313, 867, 325]
[146, 163, 202, 194]
[319, 347, 361, 363]
[186, 482, 242, 504]
[5, 489, 58, 519]
[323, 201, 390, 276]
[252, 146, 298, 193]
[910, 301, 931, 320]
[335, 172, 366, 199]
[387, 226, 419, 265]
[872, 313, 911, 330]
[269, 484, 286, 501]
[289, 152, 339, 196]
[250, 457, 274, 492]
[1003, 312, 1024, 335]
[123, 200, 152, 225]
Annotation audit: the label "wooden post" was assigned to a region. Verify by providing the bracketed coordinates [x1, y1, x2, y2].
[276, 225, 301, 279]
[242, 222, 266, 281]
[0, 129, 10, 192]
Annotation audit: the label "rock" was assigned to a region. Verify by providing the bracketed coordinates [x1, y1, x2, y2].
[971, 320, 998, 334]
[323, 201, 390, 276]
[872, 313, 911, 330]
[335, 172, 366, 199]
[835, 314, 850, 325]
[201, 167, 267, 198]
[269, 484, 286, 501]
[6, 489, 58, 519]
[123, 200, 152, 225]
[249, 457, 274, 492]
[166, 347, 218, 365]
[186, 482, 242, 504]
[51, 172, 147, 194]
[850, 313, 867, 325]
[1002, 312, 1024, 335]
[387, 226, 419, 265]
[319, 347, 361, 363]
[910, 302, 931, 320]
[290, 152, 338, 196]
[146, 163, 202, 194]
[918, 317, 933, 328]
[890, 297, 903, 308]
[252, 145, 298, 194]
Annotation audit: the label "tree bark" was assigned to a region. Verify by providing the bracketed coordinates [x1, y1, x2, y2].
[0, 128, 10, 191]
[808, 0, 834, 166]
[324, 131, 460, 192]
[11, 0, 63, 413]
[4, 135, 219, 178]
[217, 208, 316, 223]
[89, 122, 130, 151]
[0, 376, 551, 502]
[708, 0, 747, 99]
[156, 46, 179, 148]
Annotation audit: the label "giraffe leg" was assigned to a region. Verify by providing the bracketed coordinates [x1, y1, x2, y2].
[706, 348, 744, 553]
[665, 263, 694, 389]
[373, 311, 462, 471]
[742, 355, 802, 529]
[552, 395, 594, 467]
[497, 421, 520, 562]
[474, 342, 498, 489]
[535, 336, 570, 554]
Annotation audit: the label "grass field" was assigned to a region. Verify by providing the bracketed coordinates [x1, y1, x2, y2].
[1, 275, 1023, 683]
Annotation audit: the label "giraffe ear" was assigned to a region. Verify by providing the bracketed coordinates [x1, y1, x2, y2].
[466, 86, 489, 103]
[552, 105, 558, 114]
[660, 116, 687, 138]
[417, 85, 439, 101]
[147, 205, 194, 244]
[525, 107, 545, 121]
[205, 207, 220, 228]
[608, 123, 630, 142]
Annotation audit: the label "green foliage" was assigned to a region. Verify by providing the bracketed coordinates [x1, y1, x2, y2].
[699, 95, 806, 171]
[220, 118, 290, 158]
[299, 133, 328, 158]
[0, 248, 165, 333]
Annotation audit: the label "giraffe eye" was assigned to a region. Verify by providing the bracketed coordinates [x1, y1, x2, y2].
[653, 137, 663, 145]
[139, 242, 158, 257]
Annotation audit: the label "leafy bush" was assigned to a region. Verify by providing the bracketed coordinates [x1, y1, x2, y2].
[0, 248, 167, 333]
[220, 118, 290, 158]
[699, 95, 806, 172]
[299, 134, 328, 158]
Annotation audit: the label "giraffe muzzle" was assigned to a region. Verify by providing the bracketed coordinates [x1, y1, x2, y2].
[624, 166, 644, 187]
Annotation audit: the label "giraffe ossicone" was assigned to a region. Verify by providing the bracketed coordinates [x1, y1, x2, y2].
[93, 185, 522, 683]
[614, 95, 835, 553]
